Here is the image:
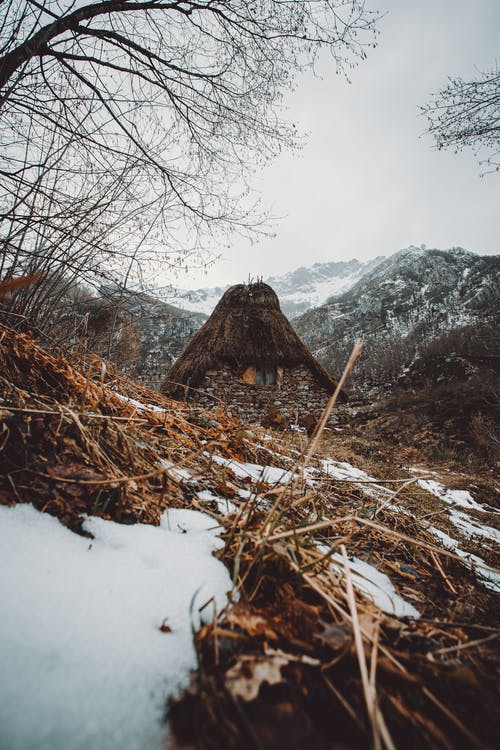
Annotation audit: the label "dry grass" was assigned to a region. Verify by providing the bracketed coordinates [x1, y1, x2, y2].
[1, 324, 499, 749]
[168, 348, 499, 749]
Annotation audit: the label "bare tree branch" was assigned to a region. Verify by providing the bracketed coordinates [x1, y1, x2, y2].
[1, 0, 378, 329]
[422, 65, 500, 174]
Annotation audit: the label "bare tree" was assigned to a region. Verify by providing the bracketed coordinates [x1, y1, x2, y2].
[422, 65, 500, 173]
[0, 109, 149, 327]
[1, 0, 378, 302]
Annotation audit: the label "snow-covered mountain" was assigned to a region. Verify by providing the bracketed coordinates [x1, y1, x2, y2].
[154, 257, 386, 318]
[293, 246, 499, 395]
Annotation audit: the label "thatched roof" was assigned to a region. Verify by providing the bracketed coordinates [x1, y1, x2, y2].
[162, 282, 341, 396]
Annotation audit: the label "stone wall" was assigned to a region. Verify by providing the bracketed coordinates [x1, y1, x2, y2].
[184, 363, 335, 427]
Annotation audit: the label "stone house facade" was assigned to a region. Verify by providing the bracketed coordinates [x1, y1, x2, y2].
[162, 282, 343, 428]
[190, 363, 334, 426]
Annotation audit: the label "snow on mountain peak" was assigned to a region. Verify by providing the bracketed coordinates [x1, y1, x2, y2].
[154, 256, 386, 318]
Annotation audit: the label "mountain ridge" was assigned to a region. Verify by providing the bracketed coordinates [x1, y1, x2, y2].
[153, 256, 386, 318]
[293, 246, 499, 395]
[93, 245, 498, 393]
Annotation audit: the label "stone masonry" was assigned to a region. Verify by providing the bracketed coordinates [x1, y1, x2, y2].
[183, 363, 335, 427]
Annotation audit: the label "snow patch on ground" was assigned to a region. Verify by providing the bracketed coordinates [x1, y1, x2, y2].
[209, 454, 294, 485]
[254, 442, 295, 464]
[416, 476, 500, 558]
[447, 509, 500, 546]
[332, 553, 420, 619]
[114, 392, 166, 414]
[321, 459, 390, 499]
[416, 479, 487, 512]
[0, 504, 231, 750]
[316, 544, 419, 618]
[160, 458, 194, 483]
[196, 489, 238, 515]
[430, 526, 500, 592]
[236, 487, 254, 501]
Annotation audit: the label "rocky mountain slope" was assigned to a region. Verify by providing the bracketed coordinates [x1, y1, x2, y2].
[293, 246, 499, 396]
[155, 257, 385, 318]
[90, 285, 207, 388]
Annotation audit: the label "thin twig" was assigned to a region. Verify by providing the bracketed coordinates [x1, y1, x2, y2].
[1, 404, 149, 422]
[369, 620, 381, 689]
[27, 466, 173, 485]
[422, 687, 484, 749]
[303, 339, 363, 469]
[341, 545, 383, 750]
[430, 632, 499, 657]
[373, 476, 433, 517]
[259, 340, 363, 540]
[352, 515, 500, 572]
[429, 549, 458, 594]
[261, 516, 348, 543]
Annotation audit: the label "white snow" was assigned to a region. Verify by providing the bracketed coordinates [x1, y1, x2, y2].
[209, 454, 294, 485]
[417, 477, 500, 549]
[0, 504, 231, 750]
[402, 473, 500, 589]
[406, 466, 437, 475]
[270, 274, 358, 310]
[114, 392, 165, 414]
[236, 487, 254, 501]
[196, 489, 238, 515]
[155, 262, 378, 317]
[430, 526, 500, 592]
[160, 458, 194, 483]
[321, 459, 390, 499]
[332, 553, 420, 619]
[254, 442, 295, 464]
[316, 544, 419, 618]
[448, 509, 500, 546]
[417, 479, 487, 512]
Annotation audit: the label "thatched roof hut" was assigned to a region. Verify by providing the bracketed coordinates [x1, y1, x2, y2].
[162, 282, 340, 398]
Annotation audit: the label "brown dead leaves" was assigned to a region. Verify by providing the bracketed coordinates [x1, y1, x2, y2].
[225, 603, 279, 642]
[225, 649, 320, 702]
[0, 322, 256, 528]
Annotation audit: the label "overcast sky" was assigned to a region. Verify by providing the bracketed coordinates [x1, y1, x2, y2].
[173, 0, 500, 289]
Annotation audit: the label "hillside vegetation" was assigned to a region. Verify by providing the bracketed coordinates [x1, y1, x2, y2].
[1, 322, 499, 749]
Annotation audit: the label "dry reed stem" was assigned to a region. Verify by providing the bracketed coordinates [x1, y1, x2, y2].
[430, 632, 499, 657]
[259, 514, 495, 571]
[0, 405, 149, 422]
[352, 515, 500, 573]
[429, 549, 458, 594]
[303, 338, 363, 469]
[286, 557, 408, 674]
[369, 620, 381, 690]
[258, 339, 362, 541]
[422, 687, 484, 749]
[373, 476, 433, 517]
[325, 477, 432, 485]
[27, 467, 173, 486]
[260, 516, 348, 543]
[342, 545, 391, 750]
[212, 599, 220, 666]
[300, 534, 354, 573]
